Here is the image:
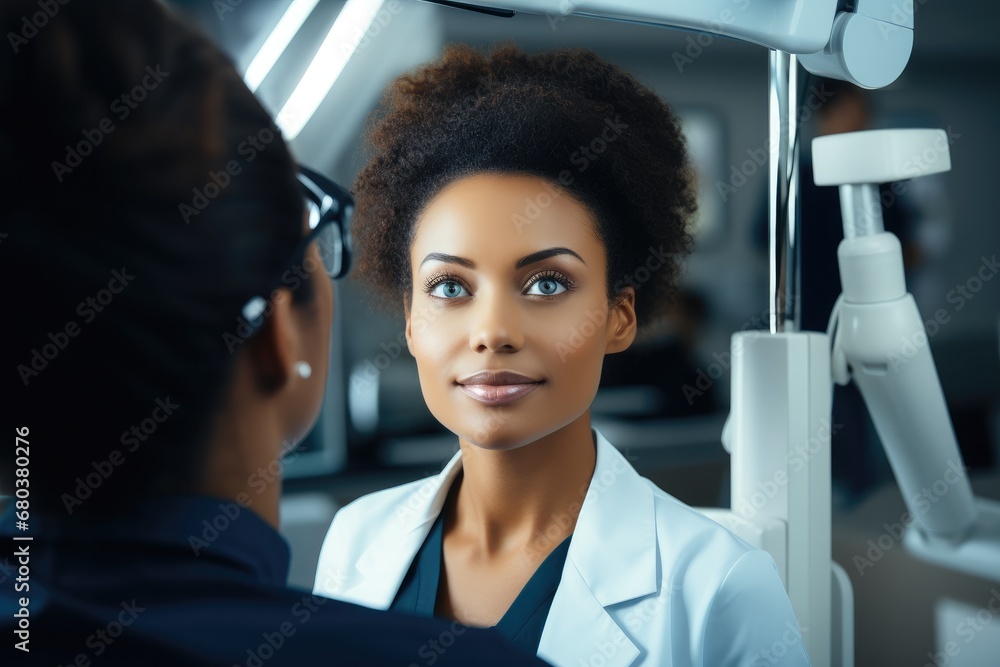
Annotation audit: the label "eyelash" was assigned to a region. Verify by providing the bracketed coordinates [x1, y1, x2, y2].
[420, 270, 577, 298]
[525, 269, 577, 295]
[421, 272, 465, 296]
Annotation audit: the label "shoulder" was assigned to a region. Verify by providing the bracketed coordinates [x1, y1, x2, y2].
[591, 433, 760, 588]
[313, 473, 443, 595]
[328, 474, 438, 539]
[700, 547, 810, 664]
[640, 475, 778, 600]
[644, 477, 759, 572]
[636, 477, 808, 665]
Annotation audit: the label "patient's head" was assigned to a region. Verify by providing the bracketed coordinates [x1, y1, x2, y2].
[1, 0, 332, 521]
[350, 44, 697, 449]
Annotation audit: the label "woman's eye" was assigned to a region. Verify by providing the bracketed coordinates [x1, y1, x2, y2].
[430, 281, 470, 298]
[526, 278, 568, 296]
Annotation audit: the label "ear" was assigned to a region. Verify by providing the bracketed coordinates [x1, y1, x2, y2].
[403, 293, 414, 356]
[245, 289, 298, 392]
[605, 287, 637, 355]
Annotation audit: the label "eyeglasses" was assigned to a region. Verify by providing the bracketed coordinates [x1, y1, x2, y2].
[295, 165, 353, 280]
[239, 164, 353, 334]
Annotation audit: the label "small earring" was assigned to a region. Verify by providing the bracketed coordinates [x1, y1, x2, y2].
[295, 361, 312, 379]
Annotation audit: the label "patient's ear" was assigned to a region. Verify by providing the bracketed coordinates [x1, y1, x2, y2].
[605, 287, 637, 355]
[403, 293, 414, 356]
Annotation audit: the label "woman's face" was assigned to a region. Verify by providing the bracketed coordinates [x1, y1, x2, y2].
[405, 173, 636, 450]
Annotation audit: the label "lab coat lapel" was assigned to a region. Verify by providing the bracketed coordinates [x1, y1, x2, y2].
[342, 451, 463, 608]
[537, 428, 657, 667]
[539, 562, 642, 667]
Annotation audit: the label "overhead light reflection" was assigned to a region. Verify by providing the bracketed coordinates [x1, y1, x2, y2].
[277, 0, 387, 140]
[244, 0, 321, 92]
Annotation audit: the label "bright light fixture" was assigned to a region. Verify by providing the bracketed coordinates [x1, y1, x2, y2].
[276, 0, 387, 140]
[243, 0, 321, 92]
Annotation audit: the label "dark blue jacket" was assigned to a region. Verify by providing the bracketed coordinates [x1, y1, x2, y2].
[0, 495, 549, 666]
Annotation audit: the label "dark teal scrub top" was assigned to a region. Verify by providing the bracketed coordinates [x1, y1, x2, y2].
[390, 509, 572, 656]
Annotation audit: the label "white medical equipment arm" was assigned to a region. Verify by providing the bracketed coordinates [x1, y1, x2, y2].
[416, 2, 994, 666]
[425, 0, 913, 88]
[815, 129, 1000, 579]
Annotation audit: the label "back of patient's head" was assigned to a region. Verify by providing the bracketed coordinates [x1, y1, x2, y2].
[1, 0, 303, 520]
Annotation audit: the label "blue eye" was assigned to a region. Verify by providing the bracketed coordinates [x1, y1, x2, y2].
[526, 277, 567, 296]
[430, 281, 470, 298]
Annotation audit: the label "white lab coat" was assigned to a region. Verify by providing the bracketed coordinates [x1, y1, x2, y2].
[314, 427, 811, 666]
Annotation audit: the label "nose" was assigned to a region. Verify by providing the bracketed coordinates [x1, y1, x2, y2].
[468, 286, 523, 353]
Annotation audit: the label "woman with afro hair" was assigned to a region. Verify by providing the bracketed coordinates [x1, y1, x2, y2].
[314, 43, 810, 666]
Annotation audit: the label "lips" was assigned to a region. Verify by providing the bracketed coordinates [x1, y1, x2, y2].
[456, 370, 543, 406]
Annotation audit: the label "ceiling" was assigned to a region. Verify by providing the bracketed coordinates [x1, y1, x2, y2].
[169, 0, 1000, 175]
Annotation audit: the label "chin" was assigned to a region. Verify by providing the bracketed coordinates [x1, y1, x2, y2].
[463, 433, 532, 451]
[433, 413, 527, 451]
[451, 414, 574, 451]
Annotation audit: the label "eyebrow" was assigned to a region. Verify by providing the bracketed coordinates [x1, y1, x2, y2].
[419, 247, 587, 270]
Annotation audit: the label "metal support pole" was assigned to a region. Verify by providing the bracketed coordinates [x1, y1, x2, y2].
[838, 184, 885, 239]
[768, 50, 800, 334]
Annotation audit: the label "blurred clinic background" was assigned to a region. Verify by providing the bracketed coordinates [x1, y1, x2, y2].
[169, 1, 1000, 664]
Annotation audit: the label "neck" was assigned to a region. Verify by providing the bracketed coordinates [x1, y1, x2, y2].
[198, 401, 285, 530]
[450, 412, 597, 558]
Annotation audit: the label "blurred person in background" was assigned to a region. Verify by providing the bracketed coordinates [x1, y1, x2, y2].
[0, 2, 550, 665]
